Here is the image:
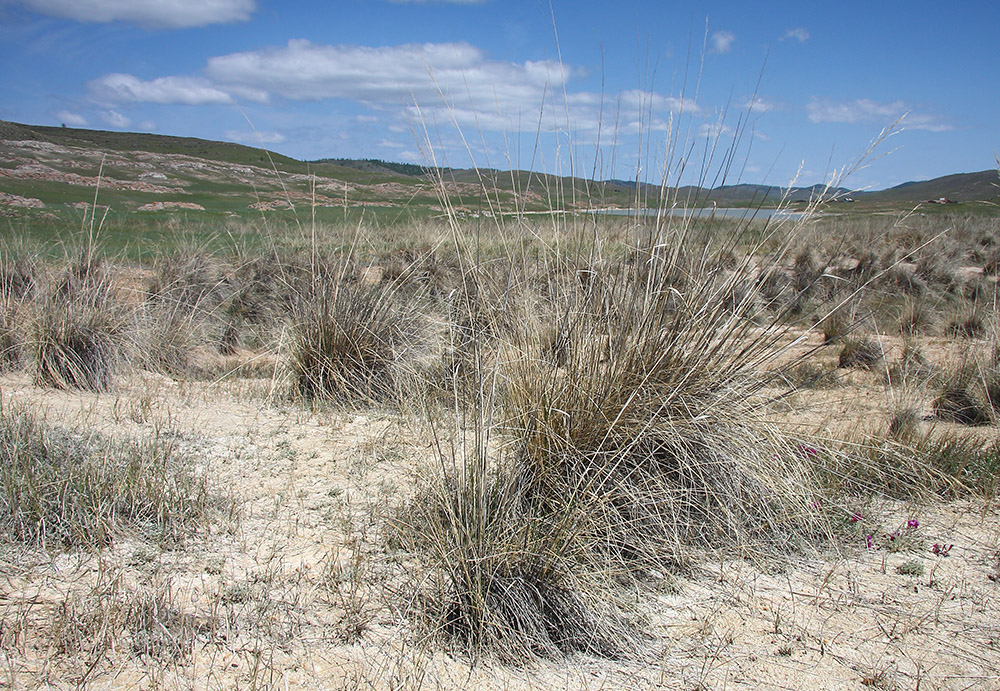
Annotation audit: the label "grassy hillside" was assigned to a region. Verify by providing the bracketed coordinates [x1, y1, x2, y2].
[1, 119, 997, 244]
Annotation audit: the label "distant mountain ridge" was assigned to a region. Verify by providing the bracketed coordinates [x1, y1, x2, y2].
[1, 120, 997, 210]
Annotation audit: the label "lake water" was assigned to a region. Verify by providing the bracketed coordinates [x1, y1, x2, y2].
[588, 207, 811, 221]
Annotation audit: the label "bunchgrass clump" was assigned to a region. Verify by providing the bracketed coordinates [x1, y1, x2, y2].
[34, 298, 124, 392]
[838, 336, 884, 371]
[403, 438, 639, 661]
[820, 311, 848, 345]
[290, 281, 419, 402]
[933, 384, 991, 426]
[0, 402, 221, 549]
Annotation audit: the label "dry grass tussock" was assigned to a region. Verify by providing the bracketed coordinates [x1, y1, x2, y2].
[398, 206, 849, 661]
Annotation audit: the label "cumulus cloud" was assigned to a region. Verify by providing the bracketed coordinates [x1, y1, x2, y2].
[205, 40, 570, 111]
[782, 27, 809, 42]
[56, 110, 87, 126]
[89, 73, 235, 105]
[82, 39, 703, 139]
[709, 30, 735, 55]
[11, 0, 255, 28]
[101, 110, 131, 128]
[806, 97, 951, 131]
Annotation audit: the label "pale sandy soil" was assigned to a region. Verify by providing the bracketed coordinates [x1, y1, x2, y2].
[1, 340, 998, 690]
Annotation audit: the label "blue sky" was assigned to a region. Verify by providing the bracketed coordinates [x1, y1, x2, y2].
[1, 0, 997, 190]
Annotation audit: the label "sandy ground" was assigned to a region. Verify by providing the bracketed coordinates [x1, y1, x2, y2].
[1, 339, 998, 690]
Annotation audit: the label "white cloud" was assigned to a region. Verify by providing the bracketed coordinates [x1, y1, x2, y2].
[12, 0, 255, 28]
[900, 113, 954, 132]
[89, 73, 235, 105]
[205, 40, 571, 110]
[807, 97, 905, 124]
[744, 97, 774, 113]
[709, 30, 735, 55]
[81, 40, 704, 140]
[782, 27, 809, 42]
[698, 122, 734, 138]
[224, 130, 286, 145]
[137, 120, 156, 131]
[56, 110, 87, 126]
[376, 139, 405, 148]
[806, 97, 951, 131]
[101, 110, 131, 128]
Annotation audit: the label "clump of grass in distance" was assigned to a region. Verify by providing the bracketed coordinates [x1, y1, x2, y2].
[896, 297, 935, 336]
[821, 311, 848, 345]
[34, 254, 126, 391]
[0, 402, 220, 549]
[147, 249, 230, 314]
[887, 407, 922, 441]
[838, 335, 884, 371]
[946, 308, 986, 339]
[933, 384, 991, 426]
[778, 361, 839, 389]
[290, 279, 421, 403]
[885, 342, 936, 387]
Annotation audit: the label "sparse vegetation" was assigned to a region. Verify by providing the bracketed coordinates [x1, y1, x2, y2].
[0, 402, 221, 548]
[1, 118, 999, 689]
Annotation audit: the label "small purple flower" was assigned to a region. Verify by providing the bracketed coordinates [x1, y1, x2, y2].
[850, 512, 863, 523]
[865, 534, 875, 549]
[797, 444, 819, 457]
[932, 543, 953, 556]
[812, 500, 822, 509]
[906, 519, 919, 530]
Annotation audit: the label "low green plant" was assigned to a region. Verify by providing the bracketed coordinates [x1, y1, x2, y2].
[0, 402, 221, 548]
